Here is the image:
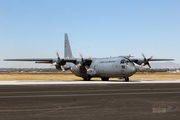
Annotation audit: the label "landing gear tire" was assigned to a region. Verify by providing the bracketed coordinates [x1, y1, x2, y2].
[101, 77, 109, 81]
[124, 77, 129, 82]
[83, 76, 91, 81]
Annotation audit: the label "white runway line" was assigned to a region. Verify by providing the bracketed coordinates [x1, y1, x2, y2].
[1, 80, 180, 85]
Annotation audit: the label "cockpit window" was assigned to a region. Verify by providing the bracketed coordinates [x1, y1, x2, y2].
[120, 59, 129, 65]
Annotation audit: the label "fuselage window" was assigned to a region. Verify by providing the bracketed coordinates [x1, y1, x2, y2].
[122, 65, 125, 68]
[120, 60, 125, 64]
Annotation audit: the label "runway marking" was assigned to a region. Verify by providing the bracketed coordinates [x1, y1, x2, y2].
[1, 87, 180, 95]
[0, 91, 180, 99]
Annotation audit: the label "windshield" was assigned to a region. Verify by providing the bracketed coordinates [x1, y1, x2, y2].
[120, 59, 130, 65]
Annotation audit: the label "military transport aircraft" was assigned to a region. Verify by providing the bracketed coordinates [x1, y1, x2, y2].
[4, 33, 174, 81]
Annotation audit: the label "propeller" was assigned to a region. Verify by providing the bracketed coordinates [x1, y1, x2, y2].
[123, 53, 133, 63]
[88, 56, 92, 60]
[53, 51, 66, 72]
[128, 53, 132, 58]
[140, 53, 154, 69]
[76, 52, 92, 71]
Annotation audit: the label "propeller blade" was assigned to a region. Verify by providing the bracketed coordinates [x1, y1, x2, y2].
[85, 66, 90, 71]
[78, 52, 83, 59]
[75, 65, 78, 69]
[61, 65, 65, 72]
[148, 55, 154, 60]
[140, 63, 144, 67]
[127, 53, 132, 58]
[142, 53, 145, 59]
[89, 56, 92, 60]
[56, 51, 60, 60]
[76, 63, 81, 69]
[51, 62, 57, 66]
[147, 62, 151, 69]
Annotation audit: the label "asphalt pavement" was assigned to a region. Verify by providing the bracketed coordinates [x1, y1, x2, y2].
[0, 80, 180, 120]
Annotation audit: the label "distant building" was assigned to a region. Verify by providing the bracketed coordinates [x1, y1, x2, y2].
[0, 70, 8, 72]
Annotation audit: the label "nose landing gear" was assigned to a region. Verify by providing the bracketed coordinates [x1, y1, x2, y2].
[124, 77, 129, 82]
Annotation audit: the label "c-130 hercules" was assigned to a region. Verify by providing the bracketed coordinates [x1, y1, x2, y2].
[4, 33, 174, 81]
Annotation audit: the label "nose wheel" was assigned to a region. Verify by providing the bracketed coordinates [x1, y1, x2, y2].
[124, 77, 129, 82]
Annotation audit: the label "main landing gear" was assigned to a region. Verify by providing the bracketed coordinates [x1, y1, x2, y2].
[124, 77, 129, 82]
[83, 77, 109, 81]
[83, 77, 129, 81]
[83, 77, 91, 81]
[101, 77, 109, 81]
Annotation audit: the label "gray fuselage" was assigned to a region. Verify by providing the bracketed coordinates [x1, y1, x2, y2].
[68, 57, 137, 78]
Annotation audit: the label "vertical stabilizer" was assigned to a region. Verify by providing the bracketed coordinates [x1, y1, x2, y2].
[64, 33, 73, 58]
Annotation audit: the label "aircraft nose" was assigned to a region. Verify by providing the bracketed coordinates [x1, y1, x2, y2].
[127, 65, 136, 75]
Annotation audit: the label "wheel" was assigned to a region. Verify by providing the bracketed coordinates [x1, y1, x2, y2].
[83, 76, 91, 81]
[101, 77, 109, 81]
[124, 77, 129, 82]
[87, 77, 91, 81]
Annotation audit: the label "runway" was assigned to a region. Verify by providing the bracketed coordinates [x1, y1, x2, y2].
[0, 80, 180, 120]
[1, 80, 180, 85]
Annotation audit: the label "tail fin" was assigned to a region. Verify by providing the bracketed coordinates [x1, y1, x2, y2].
[64, 33, 73, 58]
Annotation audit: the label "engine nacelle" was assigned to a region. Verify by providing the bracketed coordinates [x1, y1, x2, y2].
[63, 65, 70, 70]
[55, 65, 70, 71]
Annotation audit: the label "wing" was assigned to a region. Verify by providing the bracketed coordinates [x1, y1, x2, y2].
[131, 58, 174, 64]
[126, 53, 174, 68]
[4, 58, 77, 64]
[4, 58, 54, 64]
[130, 58, 174, 68]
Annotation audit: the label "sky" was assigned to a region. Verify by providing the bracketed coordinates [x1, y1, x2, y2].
[0, 0, 180, 68]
